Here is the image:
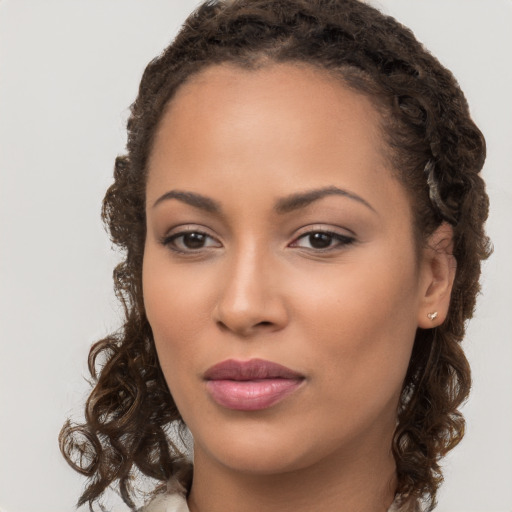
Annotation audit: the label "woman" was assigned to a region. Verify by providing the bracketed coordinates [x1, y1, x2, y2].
[60, 0, 491, 511]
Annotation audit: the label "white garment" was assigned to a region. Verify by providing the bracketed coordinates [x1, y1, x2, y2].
[144, 492, 407, 512]
[143, 493, 189, 512]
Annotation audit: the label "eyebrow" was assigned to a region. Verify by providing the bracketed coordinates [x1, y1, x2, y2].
[153, 190, 221, 213]
[152, 186, 376, 215]
[274, 186, 377, 215]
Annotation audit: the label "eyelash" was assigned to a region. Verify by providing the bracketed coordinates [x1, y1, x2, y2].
[161, 229, 220, 254]
[290, 230, 356, 251]
[160, 228, 356, 254]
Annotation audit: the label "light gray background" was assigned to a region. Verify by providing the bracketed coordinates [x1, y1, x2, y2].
[0, 1, 511, 511]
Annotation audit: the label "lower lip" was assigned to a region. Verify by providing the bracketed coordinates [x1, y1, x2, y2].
[206, 378, 303, 411]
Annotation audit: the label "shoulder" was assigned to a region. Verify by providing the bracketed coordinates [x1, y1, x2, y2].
[388, 498, 423, 512]
[142, 492, 189, 512]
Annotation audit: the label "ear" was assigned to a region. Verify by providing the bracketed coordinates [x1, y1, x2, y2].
[417, 222, 457, 329]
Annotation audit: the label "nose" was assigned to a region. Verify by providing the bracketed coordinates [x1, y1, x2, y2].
[213, 245, 289, 337]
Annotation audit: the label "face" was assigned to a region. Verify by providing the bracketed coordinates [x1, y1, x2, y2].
[143, 63, 433, 475]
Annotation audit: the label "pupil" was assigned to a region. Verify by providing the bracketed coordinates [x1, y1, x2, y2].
[183, 233, 206, 249]
[309, 232, 332, 249]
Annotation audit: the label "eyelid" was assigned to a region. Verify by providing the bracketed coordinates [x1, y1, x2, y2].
[158, 224, 356, 254]
[288, 225, 357, 250]
[163, 224, 216, 236]
[291, 223, 356, 239]
[160, 225, 223, 253]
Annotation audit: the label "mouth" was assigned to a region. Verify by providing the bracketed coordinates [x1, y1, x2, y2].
[203, 358, 305, 411]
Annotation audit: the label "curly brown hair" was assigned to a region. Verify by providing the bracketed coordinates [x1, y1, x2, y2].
[60, 0, 491, 510]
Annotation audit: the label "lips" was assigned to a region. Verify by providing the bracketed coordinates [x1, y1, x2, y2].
[204, 359, 305, 411]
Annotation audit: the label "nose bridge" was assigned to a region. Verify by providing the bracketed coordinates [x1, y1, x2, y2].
[214, 236, 286, 335]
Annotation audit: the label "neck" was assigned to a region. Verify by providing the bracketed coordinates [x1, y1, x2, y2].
[187, 432, 397, 512]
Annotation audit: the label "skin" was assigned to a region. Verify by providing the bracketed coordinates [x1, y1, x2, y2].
[143, 63, 455, 512]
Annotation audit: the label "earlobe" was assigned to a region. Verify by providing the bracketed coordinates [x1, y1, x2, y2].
[417, 223, 457, 329]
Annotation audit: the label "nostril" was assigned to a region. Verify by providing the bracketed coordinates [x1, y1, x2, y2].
[212, 296, 288, 335]
[215, 319, 274, 334]
[216, 320, 229, 331]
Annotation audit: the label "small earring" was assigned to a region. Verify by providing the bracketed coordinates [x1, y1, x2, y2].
[427, 311, 438, 321]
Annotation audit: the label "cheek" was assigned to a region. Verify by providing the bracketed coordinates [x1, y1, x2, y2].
[143, 241, 214, 330]
[142, 248, 206, 377]
[288, 250, 420, 408]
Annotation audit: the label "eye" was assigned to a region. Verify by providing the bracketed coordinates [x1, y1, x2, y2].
[163, 230, 222, 253]
[290, 230, 355, 251]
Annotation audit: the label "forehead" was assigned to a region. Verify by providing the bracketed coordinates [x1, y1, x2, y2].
[149, 63, 387, 178]
[146, 63, 410, 227]
[161, 62, 385, 142]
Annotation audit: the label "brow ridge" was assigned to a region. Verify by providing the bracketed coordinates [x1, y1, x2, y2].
[152, 185, 375, 215]
[153, 190, 220, 213]
[274, 186, 376, 214]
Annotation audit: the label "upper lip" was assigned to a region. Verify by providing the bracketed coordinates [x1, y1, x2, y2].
[204, 358, 304, 381]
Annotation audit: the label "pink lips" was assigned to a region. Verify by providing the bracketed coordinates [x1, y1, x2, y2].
[204, 359, 305, 411]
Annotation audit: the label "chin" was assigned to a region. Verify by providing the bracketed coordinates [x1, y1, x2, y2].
[209, 443, 314, 475]
[190, 420, 295, 470]
[191, 416, 345, 476]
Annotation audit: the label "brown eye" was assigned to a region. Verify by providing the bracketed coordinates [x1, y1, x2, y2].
[182, 232, 208, 249]
[308, 232, 333, 249]
[163, 230, 222, 253]
[291, 230, 355, 251]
